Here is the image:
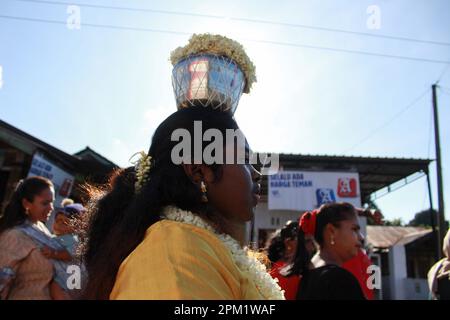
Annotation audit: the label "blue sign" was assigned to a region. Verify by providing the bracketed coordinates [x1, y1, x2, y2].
[316, 188, 336, 206]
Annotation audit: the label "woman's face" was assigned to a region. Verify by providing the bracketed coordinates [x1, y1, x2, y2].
[206, 140, 262, 223]
[22, 187, 55, 223]
[304, 234, 317, 257]
[53, 213, 73, 236]
[284, 238, 298, 261]
[330, 215, 364, 263]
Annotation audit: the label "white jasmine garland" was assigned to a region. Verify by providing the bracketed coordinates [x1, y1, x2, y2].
[162, 206, 285, 300]
[131, 151, 152, 193]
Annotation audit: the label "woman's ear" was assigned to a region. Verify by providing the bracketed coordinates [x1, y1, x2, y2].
[324, 223, 337, 242]
[182, 164, 215, 184]
[22, 198, 31, 211]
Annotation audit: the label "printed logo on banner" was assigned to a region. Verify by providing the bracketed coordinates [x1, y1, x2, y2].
[59, 179, 73, 197]
[316, 188, 336, 206]
[337, 178, 357, 197]
[271, 190, 281, 198]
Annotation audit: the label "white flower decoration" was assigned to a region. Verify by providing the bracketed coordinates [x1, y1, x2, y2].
[131, 151, 152, 193]
[162, 206, 285, 300]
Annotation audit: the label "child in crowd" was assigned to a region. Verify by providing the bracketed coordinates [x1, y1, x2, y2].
[40, 203, 86, 299]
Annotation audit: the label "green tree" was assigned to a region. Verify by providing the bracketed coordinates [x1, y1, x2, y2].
[408, 209, 438, 227]
[384, 218, 404, 226]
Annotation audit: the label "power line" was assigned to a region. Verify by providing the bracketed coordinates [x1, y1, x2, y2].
[240, 37, 450, 64]
[427, 102, 434, 159]
[14, 0, 225, 19]
[438, 86, 450, 93]
[344, 88, 430, 153]
[423, 90, 435, 211]
[437, 86, 450, 97]
[14, 0, 450, 47]
[234, 17, 450, 47]
[1, 14, 450, 65]
[0, 14, 191, 35]
[436, 64, 450, 84]
[422, 178, 430, 211]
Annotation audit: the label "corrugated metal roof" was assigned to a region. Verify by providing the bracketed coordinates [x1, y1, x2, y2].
[256, 152, 431, 162]
[0, 119, 118, 174]
[366, 226, 432, 248]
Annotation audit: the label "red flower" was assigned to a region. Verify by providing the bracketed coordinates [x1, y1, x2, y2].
[299, 210, 318, 236]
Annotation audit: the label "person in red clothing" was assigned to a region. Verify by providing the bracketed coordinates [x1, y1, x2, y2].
[342, 249, 375, 300]
[266, 220, 317, 300]
[284, 203, 367, 300]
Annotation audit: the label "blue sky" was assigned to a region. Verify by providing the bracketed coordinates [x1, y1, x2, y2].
[0, 0, 449, 223]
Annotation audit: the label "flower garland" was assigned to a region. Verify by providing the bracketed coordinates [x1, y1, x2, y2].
[130, 151, 152, 193]
[170, 33, 256, 93]
[162, 206, 285, 300]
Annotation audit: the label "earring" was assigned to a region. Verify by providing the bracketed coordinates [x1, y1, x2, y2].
[331, 237, 335, 245]
[25, 208, 30, 215]
[200, 181, 208, 203]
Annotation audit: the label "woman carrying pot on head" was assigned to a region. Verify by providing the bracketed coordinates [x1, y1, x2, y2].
[80, 34, 284, 300]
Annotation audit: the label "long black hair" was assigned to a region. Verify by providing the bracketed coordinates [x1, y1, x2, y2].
[266, 220, 299, 263]
[80, 106, 240, 299]
[0, 176, 54, 234]
[284, 202, 357, 277]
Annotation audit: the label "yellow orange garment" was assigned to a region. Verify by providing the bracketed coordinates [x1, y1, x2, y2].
[110, 220, 265, 299]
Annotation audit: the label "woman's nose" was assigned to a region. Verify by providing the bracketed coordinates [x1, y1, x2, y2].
[251, 165, 262, 182]
[359, 232, 365, 245]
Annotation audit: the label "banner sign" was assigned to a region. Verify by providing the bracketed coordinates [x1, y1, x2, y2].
[268, 171, 361, 211]
[27, 153, 75, 227]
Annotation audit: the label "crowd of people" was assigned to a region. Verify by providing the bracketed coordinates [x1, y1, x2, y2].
[0, 33, 449, 301]
[0, 106, 448, 300]
[266, 207, 373, 300]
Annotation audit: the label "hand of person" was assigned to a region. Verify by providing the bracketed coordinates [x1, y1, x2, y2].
[0, 269, 15, 300]
[0, 278, 13, 300]
[40, 246, 55, 259]
[49, 281, 71, 300]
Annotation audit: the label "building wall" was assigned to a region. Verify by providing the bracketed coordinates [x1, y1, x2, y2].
[404, 278, 429, 300]
[251, 201, 301, 248]
[389, 245, 407, 299]
[0, 147, 31, 211]
[382, 276, 391, 300]
[387, 244, 431, 300]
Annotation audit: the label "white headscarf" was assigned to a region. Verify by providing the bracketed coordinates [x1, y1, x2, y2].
[428, 229, 450, 299]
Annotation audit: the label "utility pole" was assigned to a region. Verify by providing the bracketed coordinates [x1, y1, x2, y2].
[432, 83, 446, 259]
[426, 169, 439, 261]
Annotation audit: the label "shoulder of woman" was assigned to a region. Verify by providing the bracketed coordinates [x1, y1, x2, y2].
[111, 220, 242, 299]
[428, 258, 447, 279]
[34, 221, 53, 237]
[130, 219, 235, 265]
[0, 228, 31, 244]
[147, 219, 229, 247]
[318, 265, 358, 282]
[0, 228, 36, 256]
